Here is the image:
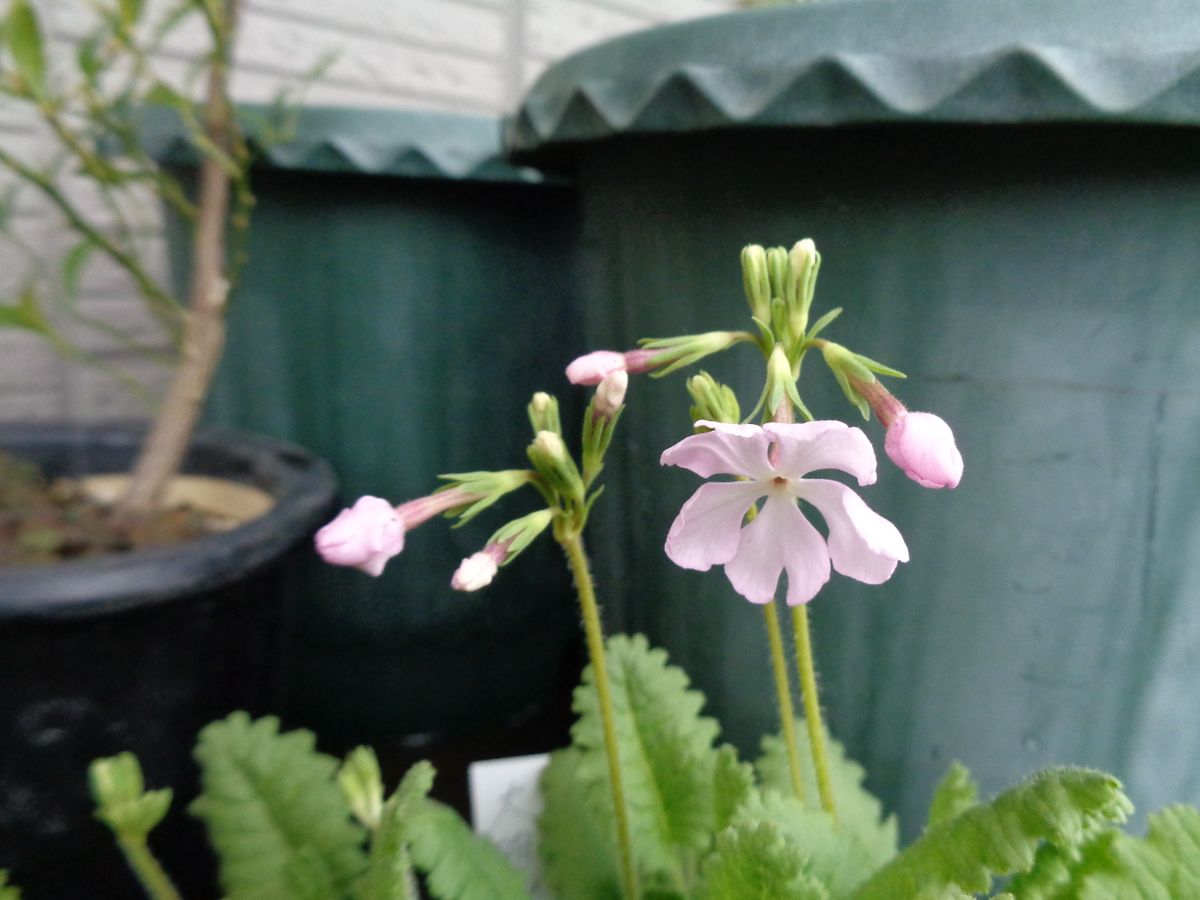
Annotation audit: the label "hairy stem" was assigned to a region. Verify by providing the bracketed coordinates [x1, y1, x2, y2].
[115, 836, 181, 900]
[763, 601, 806, 802]
[560, 530, 639, 900]
[791, 603, 837, 821]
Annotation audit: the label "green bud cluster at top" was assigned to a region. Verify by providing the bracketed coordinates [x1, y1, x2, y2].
[653, 239, 908, 425]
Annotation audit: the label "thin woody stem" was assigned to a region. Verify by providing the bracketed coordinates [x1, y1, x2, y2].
[560, 530, 639, 900]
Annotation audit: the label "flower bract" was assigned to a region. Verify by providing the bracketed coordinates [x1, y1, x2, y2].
[660, 420, 908, 605]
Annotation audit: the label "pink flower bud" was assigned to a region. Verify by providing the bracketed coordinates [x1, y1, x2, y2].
[450, 544, 506, 592]
[885, 412, 963, 489]
[566, 350, 626, 385]
[314, 495, 406, 576]
[594, 369, 628, 417]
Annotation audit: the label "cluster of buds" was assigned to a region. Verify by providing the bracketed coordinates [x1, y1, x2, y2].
[315, 375, 629, 593]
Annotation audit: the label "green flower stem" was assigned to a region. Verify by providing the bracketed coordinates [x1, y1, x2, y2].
[115, 835, 181, 900]
[791, 603, 837, 822]
[762, 601, 806, 803]
[561, 530, 639, 900]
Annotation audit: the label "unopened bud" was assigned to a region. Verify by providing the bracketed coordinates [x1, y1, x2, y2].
[740, 244, 771, 322]
[686, 372, 740, 425]
[528, 431, 585, 502]
[451, 550, 500, 591]
[786, 238, 820, 337]
[528, 392, 561, 435]
[90, 753, 173, 838]
[337, 747, 384, 830]
[594, 370, 628, 418]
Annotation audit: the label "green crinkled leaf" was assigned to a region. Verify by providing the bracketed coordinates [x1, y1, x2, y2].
[1077, 805, 1200, 900]
[697, 820, 829, 900]
[928, 762, 980, 829]
[1008, 830, 1119, 900]
[713, 745, 757, 834]
[406, 799, 530, 900]
[851, 767, 1132, 900]
[539, 747, 621, 900]
[190, 713, 367, 900]
[572, 634, 722, 888]
[355, 761, 435, 900]
[733, 789, 886, 898]
[0, 869, 21, 900]
[757, 718, 898, 875]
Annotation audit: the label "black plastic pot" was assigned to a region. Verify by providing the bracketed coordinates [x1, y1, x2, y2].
[0, 423, 336, 900]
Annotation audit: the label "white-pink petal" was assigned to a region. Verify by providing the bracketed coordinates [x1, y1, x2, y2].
[664, 480, 765, 571]
[724, 492, 831, 605]
[661, 421, 773, 480]
[798, 479, 908, 585]
[764, 421, 878, 486]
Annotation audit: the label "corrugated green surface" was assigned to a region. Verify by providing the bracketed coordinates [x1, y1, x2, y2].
[571, 123, 1200, 838]
[509, 0, 1200, 160]
[190, 112, 583, 741]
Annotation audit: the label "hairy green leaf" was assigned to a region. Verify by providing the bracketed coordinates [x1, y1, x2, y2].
[851, 767, 1132, 899]
[713, 745, 757, 834]
[538, 747, 621, 900]
[697, 820, 829, 900]
[190, 713, 366, 900]
[757, 718, 898, 873]
[1007, 831, 1118, 900]
[406, 799, 530, 900]
[5, 0, 45, 96]
[356, 761, 435, 900]
[1077, 805, 1200, 899]
[928, 762, 979, 829]
[572, 634, 722, 889]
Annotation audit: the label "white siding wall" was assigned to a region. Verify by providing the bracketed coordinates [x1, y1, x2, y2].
[0, 0, 734, 423]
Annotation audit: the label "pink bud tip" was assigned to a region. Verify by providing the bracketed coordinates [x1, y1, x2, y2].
[451, 550, 499, 591]
[566, 350, 626, 385]
[885, 412, 964, 489]
[314, 495, 406, 576]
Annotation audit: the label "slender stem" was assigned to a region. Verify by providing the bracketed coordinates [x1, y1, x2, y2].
[762, 601, 806, 802]
[791, 604, 837, 821]
[561, 530, 639, 900]
[115, 836, 182, 900]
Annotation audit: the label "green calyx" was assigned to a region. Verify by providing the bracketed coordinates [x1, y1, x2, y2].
[89, 753, 173, 839]
[527, 391, 562, 436]
[818, 340, 906, 420]
[436, 468, 534, 525]
[687, 371, 741, 425]
[488, 508, 554, 566]
[749, 343, 811, 423]
[528, 430, 586, 506]
[639, 330, 754, 378]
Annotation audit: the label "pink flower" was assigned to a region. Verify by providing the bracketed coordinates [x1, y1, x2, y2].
[566, 349, 656, 385]
[660, 420, 909, 605]
[314, 496, 406, 577]
[884, 411, 963, 489]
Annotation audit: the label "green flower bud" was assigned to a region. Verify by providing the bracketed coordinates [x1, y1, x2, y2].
[338, 746, 384, 830]
[818, 340, 906, 420]
[786, 238, 820, 339]
[89, 753, 172, 839]
[527, 392, 561, 436]
[740, 244, 771, 322]
[528, 430, 585, 503]
[686, 371, 740, 425]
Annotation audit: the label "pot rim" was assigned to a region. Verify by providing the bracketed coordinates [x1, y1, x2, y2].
[0, 422, 337, 622]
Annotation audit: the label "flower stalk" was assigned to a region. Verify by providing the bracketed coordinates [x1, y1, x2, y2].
[791, 603, 837, 822]
[558, 527, 639, 900]
[763, 601, 806, 803]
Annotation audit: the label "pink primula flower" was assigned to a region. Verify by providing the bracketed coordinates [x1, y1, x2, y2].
[661, 420, 909, 606]
[884, 411, 963, 489]
[314, 495, 406, 577]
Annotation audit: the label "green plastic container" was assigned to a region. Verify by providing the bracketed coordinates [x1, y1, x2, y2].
[509, 0, 1200, 835]
[155, 109, 583, 743]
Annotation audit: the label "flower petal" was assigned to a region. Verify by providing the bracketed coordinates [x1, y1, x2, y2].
[566, 350, 626, 385]
[661, 421, 773, 479]
[725, 492, 831, 606]
[664, 480, 765, 571]
[764, 421, 878, 485]
[798, 479, 908, 584]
